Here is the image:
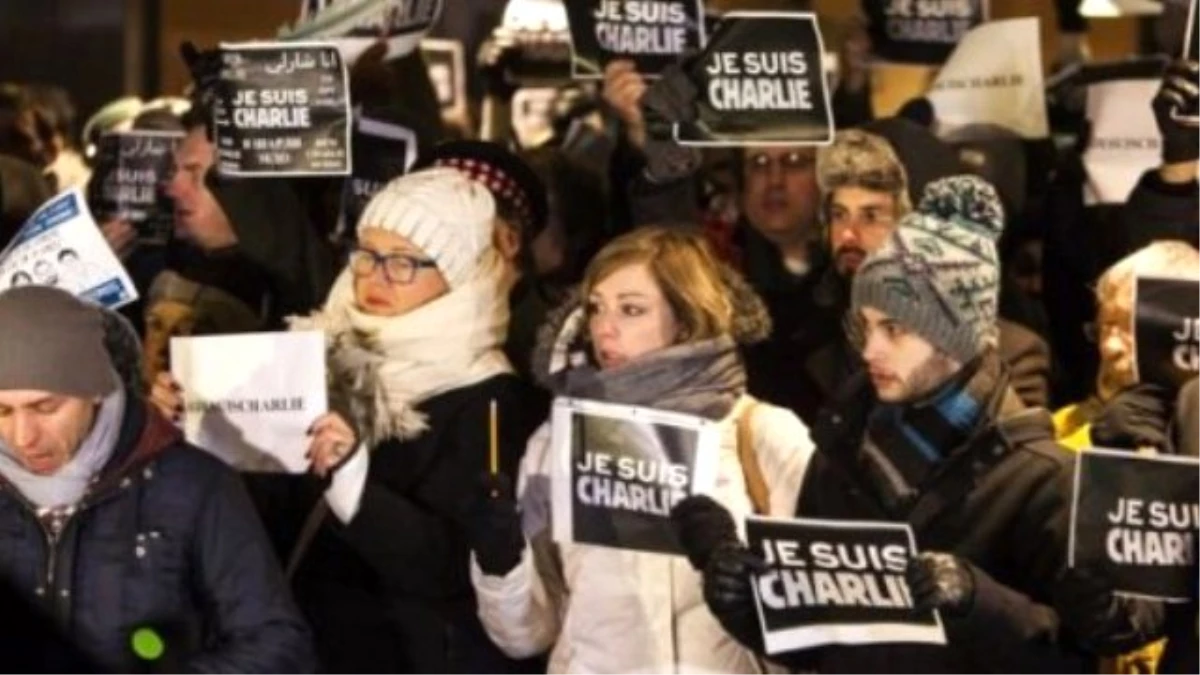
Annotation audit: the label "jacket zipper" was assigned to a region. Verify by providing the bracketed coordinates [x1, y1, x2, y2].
[39, 505, 78, 621]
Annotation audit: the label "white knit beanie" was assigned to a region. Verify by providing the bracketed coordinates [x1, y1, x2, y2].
[357, 167, 497, 289]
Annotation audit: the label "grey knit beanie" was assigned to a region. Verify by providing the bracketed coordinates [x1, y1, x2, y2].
[0, 286, 117, 397]
[851, 175, 1004, 363]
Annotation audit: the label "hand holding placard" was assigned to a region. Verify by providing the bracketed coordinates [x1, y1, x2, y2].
[905, 552, 975, 617]
[469, 471, 525, 576]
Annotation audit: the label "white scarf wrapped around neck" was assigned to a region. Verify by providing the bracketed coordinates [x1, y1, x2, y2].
[291, 251, 514, 445]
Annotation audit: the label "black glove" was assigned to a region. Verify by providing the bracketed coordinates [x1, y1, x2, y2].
[1152, 59, 1200, 164]
[906, 552, 976, 617]
[467, 472, 525, 576]
[639, 61, 701, 184]
[1091, 383, 1174, 452]
[704, 541, 769, 611]
[179, 41, 227, 141]
[670, 494, 740, 571]
[1056, 564, 1128, 648]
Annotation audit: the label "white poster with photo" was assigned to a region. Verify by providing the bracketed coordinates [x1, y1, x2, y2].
[926, 17, 1048, 140]
[0, 188, 137, 310]
[550, 397, 720, 555]
[1082, 78, 1161, 206]
[280, 0, 444, 63]
[171, 331, 328, 474]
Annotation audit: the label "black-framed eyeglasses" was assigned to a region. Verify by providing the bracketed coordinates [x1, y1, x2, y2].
[348, 248, 437, 285]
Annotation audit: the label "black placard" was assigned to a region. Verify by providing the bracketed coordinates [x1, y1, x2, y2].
[863, 0, 988, 66]
[746, 516, 945, 653]
[213, 43, 351, 177]
[1069, 449, 1199, 602]
[90, 131, 182, 245]
[567, 408, 704, 555]
[341, 114, 415, 230]
[674, 12, 833, 147]
[565, 0, 705, 78]
[1133, 277, 1200, 390]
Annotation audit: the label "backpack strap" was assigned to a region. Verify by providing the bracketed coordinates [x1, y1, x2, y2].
[736, 400, 771, 515]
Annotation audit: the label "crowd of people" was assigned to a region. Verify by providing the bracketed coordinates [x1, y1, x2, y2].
[0, 1, 1196, 673]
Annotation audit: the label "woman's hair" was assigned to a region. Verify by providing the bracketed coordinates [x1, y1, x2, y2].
[581, 226, 733, 343]
[1096, 240, 1200, 309]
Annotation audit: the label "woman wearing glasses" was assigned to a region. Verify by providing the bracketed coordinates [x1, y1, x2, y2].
[151, 168, 545, 672]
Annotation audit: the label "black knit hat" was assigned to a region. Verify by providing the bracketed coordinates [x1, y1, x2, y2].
[414, 140, 549, 240]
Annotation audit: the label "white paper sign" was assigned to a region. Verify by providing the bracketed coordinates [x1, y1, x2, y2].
[927, 17, 1049, 139]
[550, 397, 720, 555]
[0, 188, 138, 310]
[1083, 78, 1161, 206]
[171, 331, 328, 473]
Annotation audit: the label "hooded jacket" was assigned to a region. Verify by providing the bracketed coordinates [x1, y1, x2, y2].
[0, 309, 313, 673]
[471, 286, 818, 673]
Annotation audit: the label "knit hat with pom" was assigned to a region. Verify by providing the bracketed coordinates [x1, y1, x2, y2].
[358, 167, 496, 289]
[851, 175, 1005, 363]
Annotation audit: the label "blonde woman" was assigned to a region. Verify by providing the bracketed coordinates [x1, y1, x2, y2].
[467, 226, 815, 673]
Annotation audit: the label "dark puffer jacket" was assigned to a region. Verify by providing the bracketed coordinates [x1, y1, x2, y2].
[0, 316, 313, 672]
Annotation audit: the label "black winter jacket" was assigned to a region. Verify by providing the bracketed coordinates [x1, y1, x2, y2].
[0, 398, 314, 673]
[249, 373, 546, 674]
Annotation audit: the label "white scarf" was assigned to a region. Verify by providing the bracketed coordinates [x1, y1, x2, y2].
[0, 386, 126, 510]
[291, 251, 514, 445]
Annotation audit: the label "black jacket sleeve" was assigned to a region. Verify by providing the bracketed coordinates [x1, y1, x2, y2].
[187, 463, 316, 673]
[336, 385, 535, 590]
[1119, 169, 1200, 252]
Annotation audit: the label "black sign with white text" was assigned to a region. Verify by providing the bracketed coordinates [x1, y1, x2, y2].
[864, 0, 988, 66]
[1134, 277, 1200, 390]
[565, 0, 705, 78]
[675, 12, 832, 146]
[213, 42, 351, 176]
[1070, 449, 1199, 602]
[746, 516, 945, 653]
[90, 130, 183, 245]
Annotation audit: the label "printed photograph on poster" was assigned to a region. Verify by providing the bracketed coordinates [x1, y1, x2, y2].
[213, 41, 351, 177]
[89, 130, 184, 245]
[564, 0, 706, 79]
[279, 0, 444, 63]
[0, 188, 138, 310]
[863, 0, 989, 66]
[746, 515, 946, 654]
[674, 12, 834, 147]
[1068, 448, 1199, 603]
[171, 331, 329, 473]
[420, 38, 467, 117]
[1081, 78, 1161, 206]
[341, 111, 417, 232]
[550, 398, 720, 555]
[1132, 276, 1200, 389]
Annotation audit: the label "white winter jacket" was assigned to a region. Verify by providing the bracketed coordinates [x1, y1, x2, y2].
[471, 394, 815, 673]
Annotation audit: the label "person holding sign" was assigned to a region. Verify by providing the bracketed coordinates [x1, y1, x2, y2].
[468, 227, 816, 672]
[678, 176, 1158, 671]
[0, 287, 314, 672]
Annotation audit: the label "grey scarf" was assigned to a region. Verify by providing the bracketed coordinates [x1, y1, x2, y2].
[0, 387, 126, 510]
[533, 296, 747, 420]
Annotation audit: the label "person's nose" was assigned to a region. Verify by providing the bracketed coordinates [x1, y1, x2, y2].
[590, 312, 619, 344]
[12, 412, 37, 449]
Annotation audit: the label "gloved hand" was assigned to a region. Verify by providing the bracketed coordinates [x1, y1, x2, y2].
[467, 472, 525, 576]
[1056, 562, 1128, 653]
[703, 540, 770, 614]
[639, 61, 702, 183]
[670, 494, 740, 571]
[179, 41, 227, 141]
[906, 552, 976, 617]
[1091, 383, 1174, 452]
[1152, 59, 1200, 164]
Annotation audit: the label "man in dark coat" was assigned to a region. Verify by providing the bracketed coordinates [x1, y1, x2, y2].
[672, 176, 1161, 672]
[0, 286, 313, 672]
